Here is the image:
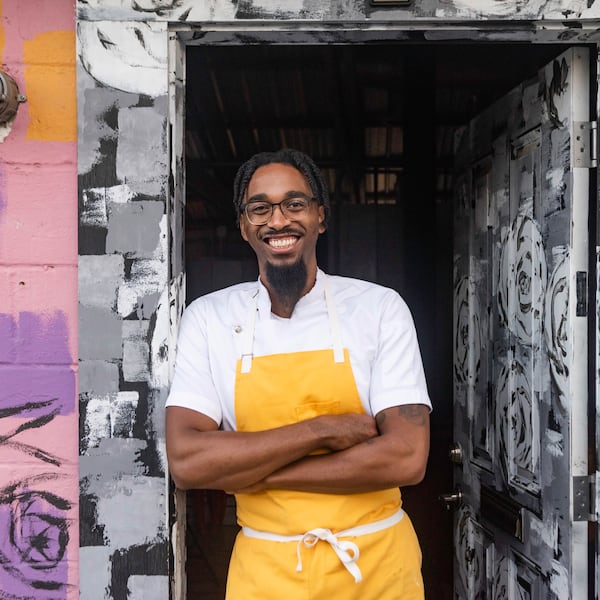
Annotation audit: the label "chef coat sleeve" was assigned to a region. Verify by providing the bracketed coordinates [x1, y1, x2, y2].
[368, 290, 432, 416]
[165, 300, 223, 426]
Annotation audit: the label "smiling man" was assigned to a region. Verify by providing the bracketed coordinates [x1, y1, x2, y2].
[165, 149, 431, 599]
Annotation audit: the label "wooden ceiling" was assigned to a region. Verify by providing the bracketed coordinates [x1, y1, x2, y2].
[185, 43, 566, 240]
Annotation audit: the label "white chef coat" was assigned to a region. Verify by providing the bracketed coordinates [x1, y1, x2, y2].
[166, 269, 431, 429]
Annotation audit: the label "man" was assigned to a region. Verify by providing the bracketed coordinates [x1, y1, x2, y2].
[165, 149, 431, 599]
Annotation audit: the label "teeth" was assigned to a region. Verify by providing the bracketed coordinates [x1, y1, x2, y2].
[268, 237, 296, 248]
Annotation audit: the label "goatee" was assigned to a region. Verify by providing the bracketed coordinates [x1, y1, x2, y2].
[265, 259, 308, 313]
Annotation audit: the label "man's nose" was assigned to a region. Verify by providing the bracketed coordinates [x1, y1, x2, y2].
[267, 203, 290, 227]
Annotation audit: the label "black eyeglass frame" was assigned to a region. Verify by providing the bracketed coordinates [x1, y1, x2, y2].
[239, 195, 318, 226]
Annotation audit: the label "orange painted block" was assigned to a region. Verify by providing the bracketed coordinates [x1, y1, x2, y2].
[23, 30, 76, 142]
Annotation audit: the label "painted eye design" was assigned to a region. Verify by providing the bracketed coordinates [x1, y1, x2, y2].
[0, 477, 71, 594]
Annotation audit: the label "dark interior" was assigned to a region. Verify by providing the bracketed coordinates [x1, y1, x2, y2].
[183, 42, 567, 599]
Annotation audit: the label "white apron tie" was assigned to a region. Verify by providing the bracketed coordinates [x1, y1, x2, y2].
[241, 507, 404, 583]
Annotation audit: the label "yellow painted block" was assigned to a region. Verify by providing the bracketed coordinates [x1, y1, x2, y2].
[24, 30, 76, 142]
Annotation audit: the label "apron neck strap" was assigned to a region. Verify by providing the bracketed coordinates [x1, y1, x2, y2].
[323, 275, 344, 364]
[241, 290, 259, 373]
[240, 275, 344, 374]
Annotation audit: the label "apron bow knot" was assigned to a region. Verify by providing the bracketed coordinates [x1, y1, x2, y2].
[296, 528, 362, 583]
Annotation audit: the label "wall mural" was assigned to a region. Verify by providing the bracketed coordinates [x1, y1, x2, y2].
[75, 0, 600, 21]
[0, 314, 76, 598]
[71, 2, 599, 598]
[0, 1, 78, 598]
[77, 14, 170, 599]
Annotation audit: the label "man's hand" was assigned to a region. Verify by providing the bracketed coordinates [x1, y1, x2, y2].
[247, 404, 430, 495]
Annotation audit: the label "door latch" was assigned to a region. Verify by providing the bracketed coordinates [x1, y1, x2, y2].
[439, 488, 463, 511]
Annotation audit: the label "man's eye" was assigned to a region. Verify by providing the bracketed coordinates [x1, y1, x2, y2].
[248, 204, 270, 215]
[286, 200, 307, 211]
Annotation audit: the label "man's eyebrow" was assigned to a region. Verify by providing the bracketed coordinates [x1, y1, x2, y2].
[245, 190, 313, 204]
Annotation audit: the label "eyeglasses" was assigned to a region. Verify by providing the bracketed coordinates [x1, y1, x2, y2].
[241, 196, 317, 226]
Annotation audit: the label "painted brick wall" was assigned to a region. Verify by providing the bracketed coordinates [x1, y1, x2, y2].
[76, 15, 171, 600]
[0, 0, 78, 598]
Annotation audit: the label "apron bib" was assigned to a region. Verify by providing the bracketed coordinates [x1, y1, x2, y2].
[226, 277, 423, 600]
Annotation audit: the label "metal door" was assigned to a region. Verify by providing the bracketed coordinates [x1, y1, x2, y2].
[450, 47, 592, 599]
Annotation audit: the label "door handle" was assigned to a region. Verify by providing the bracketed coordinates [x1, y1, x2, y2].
[439, 488, 463, 510]
[448, 442, 463, 464]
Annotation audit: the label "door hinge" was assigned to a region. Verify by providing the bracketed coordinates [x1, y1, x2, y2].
[573, 473, 597, 521]
[573, 121, 597, 168]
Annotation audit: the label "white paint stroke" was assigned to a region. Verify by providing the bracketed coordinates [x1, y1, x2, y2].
[79, 0, 236, 20]
[240, 0, 305, 12]
[153, 214, 167, 261]
[529, 510, 559, 552]
[435, 0, 588, 18]
[110, 391, 139, 437]
[85, 395, 111, 449]
[117, 259, 167, 318]
[545, 428, 564, 457]
[78, 21, 167, 96]
[582, 0, 600, 16]
[550, 559, 569, 597]
[0, 120, 15, 143]
[81, 188, 109, 227]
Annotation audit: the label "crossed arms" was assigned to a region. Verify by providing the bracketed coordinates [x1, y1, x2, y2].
[165, 404, 430, 495]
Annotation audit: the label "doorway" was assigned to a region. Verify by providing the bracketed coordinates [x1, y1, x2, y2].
[181, 41, 569, 599]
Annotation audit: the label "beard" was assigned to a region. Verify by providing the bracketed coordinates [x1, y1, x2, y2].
[265, 258, 308, 312]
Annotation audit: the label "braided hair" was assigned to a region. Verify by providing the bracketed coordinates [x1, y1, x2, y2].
[232, 149, 330, 226]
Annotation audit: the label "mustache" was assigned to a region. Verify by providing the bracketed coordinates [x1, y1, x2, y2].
[259, 227, 302, 239]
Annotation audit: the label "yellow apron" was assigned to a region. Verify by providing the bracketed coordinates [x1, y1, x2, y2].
[226, 277, 424, 600]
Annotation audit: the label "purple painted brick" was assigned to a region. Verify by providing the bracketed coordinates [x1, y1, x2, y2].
[0, 314, 16, 363]
[15, 312, 71, 365]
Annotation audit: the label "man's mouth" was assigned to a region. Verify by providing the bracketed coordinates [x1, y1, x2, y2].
[266, 236, 298, 249]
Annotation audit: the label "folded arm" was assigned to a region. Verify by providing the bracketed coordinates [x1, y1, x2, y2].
[231, 403, 430, 495]
[165, 406, 379, 491]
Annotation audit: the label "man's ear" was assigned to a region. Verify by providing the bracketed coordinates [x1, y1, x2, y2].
[318, 205, 326, 234]
[239, 218, 249, 242]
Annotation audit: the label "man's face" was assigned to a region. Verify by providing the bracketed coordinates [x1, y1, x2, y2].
[239, 163, 326, 275]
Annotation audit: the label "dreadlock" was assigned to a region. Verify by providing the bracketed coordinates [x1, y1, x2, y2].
[232, 149, 330, 226]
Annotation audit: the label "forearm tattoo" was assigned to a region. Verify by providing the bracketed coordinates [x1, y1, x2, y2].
[374, 404, 428, 436]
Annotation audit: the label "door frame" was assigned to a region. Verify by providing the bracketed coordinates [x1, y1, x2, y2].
[166, 22, 600, 599]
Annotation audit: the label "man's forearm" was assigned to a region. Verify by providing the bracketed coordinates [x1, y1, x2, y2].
[166, 408, 378, 491]
[234, 404, 430, 495]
